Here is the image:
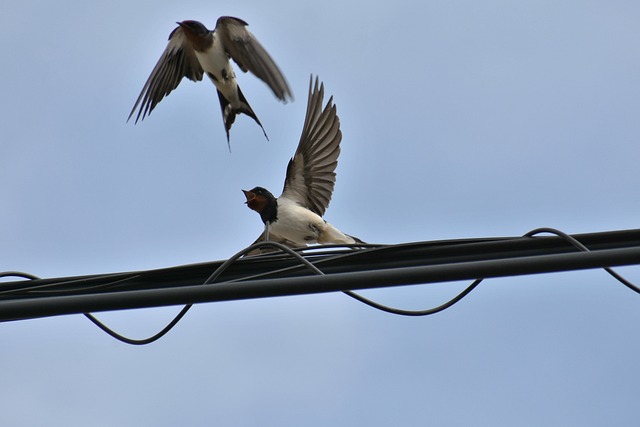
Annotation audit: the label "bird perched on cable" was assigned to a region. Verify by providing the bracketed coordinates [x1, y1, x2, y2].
[128, 16, 293, 145]
[242, 76, 363, 254]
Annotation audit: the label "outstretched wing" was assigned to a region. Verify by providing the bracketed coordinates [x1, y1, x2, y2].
[215, 16, 293, 102]
[280, 76, 342, 217]
[128, 26, 204, 123]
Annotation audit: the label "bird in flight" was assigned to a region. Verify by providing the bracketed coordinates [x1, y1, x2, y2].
[128, 16, 293, 146]
[243, 76, 363, 254]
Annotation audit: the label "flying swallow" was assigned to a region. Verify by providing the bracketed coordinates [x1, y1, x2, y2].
[242, 76, 363, 254]
[128, 16, 293, 144]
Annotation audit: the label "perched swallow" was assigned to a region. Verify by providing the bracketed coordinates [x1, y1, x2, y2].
[128, 16, 293, 144]
[242, 76, 363, 253]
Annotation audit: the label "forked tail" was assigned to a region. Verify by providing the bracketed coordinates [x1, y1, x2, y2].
[217, 86, 269, 147]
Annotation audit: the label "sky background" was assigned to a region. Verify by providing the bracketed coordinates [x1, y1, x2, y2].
[2, 1, 640, 426]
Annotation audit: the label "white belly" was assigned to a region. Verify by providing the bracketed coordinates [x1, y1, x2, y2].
[269, 200, 355, 246]
[195, 37, 239, 104]
[269, 202, 324, 245]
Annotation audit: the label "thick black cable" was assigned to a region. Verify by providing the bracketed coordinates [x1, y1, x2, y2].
[2, 227, 639, 343]
[82, 240, 332, 345]
[0, 272, 174, 345]
[230, 243, 485, 316]
[340, 226, 640, 315]
[248, 244, 485, 317]
[82, 241, 292, 345]
[525, 227, 640, 294]
[0, 274, 142, 297]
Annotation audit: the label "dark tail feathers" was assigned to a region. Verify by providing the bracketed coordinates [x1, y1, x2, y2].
[348, 234, 367, 247]
[217, 86, 268, 146]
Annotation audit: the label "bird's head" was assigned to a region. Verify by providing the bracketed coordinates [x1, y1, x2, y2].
[177, 20, 210, 36]
[175, 20, 213, 51]
[242, 187, 277, 223]
[242, 187, 273, 211]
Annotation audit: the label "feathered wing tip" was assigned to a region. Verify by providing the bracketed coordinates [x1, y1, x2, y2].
[127, 27, 204, 124]
[216, 16, 294, 103]
[216, 86, 269, 147]
[300, 75, 325, 137]
[280, 75, 342, 216]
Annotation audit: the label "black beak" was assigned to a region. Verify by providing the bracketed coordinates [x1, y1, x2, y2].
[242, 189, 255, 204]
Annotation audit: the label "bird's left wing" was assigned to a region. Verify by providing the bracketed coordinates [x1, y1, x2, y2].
[281, 76, 341, 217]
[128, 26, 204, 123]
[215, 16, 293, 102]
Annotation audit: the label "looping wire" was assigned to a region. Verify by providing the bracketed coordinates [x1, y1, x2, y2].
[1, 227, 638, 344]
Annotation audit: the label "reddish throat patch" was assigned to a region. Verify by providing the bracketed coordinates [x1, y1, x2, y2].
[244, 192, 267, 213]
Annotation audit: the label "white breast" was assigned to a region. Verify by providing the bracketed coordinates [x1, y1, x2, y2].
[270, 199, 325, 245]
[195, 35, 239, 102]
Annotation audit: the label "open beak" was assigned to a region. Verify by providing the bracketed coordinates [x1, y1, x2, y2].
[242, 189, 255, 204]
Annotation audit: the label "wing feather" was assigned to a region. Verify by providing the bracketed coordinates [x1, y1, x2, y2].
[128, 27, 204, 123]
[281, 76, 342, 216]
[216, 16, 293, 102]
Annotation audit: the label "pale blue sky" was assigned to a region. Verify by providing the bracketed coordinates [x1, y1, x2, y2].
[2, 1, 640, 426]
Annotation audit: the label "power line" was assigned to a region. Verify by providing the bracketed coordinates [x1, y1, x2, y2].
[1, 228, 639, 328]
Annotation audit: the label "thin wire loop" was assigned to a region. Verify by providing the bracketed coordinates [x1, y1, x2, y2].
[525, 227, 640, 294]
[0, 271, 40, 280]
[1, 227, 638, 343]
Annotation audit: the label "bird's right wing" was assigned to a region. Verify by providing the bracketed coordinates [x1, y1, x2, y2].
[128, 26, 204, 123]
[215, 16, 293, 102]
